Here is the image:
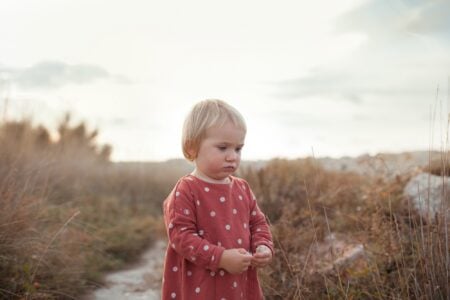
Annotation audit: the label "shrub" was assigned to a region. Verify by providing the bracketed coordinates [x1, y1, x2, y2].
[242, 158, 449, 299]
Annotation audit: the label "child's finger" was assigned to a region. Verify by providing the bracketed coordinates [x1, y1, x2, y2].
[237, 248, 248, 254]
[253, 252, 270, 259]
[252, 261, 267, 268]
[251, 259, 264, 267]
[252, 255, 271, 267]
[251, 256, 265, 263]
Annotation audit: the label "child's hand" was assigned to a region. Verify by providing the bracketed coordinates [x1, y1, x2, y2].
[251, 245, 272, 268]
[218, 248, 252, 274]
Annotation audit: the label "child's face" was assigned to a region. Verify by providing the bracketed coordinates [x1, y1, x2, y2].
[194, 120, 246, 181]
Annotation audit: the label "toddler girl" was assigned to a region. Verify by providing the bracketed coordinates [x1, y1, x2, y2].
[161, 99, 273, 299]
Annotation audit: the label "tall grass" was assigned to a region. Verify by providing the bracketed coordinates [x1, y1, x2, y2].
[2, 114, 448, 299]
[0, 115, 172, 299]
[241, 158, 449, 299]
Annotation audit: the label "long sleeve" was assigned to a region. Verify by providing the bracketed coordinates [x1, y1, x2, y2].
[164, 180, 225, 272]
[244, 181, 274, 255]
[162, 175, 268, 300]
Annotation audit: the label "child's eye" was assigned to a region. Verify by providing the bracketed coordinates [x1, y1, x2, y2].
[217, 146, 227, 151]
[236, 147, 242, 153]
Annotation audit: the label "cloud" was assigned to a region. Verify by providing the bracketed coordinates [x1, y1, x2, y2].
[273, 70, 362, 103]
[273, 69, 434, 104]
[336, 0, 450, 40]
[0, 60, 132, 89]
[273, 0, 450, 103]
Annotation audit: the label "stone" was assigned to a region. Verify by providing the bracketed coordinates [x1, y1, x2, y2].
[403, 172, 450, 221]
[306, 233, 367, 275]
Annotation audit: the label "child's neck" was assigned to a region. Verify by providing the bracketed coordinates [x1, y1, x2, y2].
[191, 168, 231, 184]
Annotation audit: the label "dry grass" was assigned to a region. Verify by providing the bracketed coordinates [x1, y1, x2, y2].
[0, 116, 172, 299]
[241, 158, 449, 299]
[2, 115, 448, 299]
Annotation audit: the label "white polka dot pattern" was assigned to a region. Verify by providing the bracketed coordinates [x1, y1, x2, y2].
[162, 176, 272, 299]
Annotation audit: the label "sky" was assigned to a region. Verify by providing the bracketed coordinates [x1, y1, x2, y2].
[0, 0, 449, 161]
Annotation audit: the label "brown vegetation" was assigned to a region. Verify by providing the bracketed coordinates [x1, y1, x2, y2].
[0, 115, 173, 299]
[241, 158, 449, 299]
[1, 115, 448, 299]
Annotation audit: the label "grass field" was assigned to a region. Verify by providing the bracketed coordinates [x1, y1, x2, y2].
[0, 117, 448, 299]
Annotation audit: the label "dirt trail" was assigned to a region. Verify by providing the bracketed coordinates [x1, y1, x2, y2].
[83, 152, 433, 299]
[84, 240, 166, 300]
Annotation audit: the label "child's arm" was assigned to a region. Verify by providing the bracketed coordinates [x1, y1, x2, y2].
[244, 181, 274, 265]
[164, 181, 225, 272]
[248, 193, 273, 252]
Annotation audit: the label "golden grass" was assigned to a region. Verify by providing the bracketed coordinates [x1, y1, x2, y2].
[1, 115, 448, 299]
[241, 158, 449, 299]
[0, 116, 171, 299]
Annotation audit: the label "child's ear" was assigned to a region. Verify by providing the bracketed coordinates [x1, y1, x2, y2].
[187, 149, 196, 161]
[186, 142, 197, 161]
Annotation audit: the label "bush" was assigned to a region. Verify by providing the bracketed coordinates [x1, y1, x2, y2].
[242, 158, 449, 299]
[0, 116, 169, 299]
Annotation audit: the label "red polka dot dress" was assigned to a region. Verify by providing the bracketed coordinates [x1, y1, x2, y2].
[161, 175, 273, 300]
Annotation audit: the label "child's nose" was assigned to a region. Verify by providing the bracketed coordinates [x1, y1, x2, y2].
[226, 151, 237, 161]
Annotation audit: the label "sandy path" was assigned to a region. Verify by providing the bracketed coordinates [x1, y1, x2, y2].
[85, 240, 166, 300]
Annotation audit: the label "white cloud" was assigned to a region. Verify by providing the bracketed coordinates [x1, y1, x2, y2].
[272, 0, 450, 107]
[336, 0, 450, 38]
[0, 61, 131, 89]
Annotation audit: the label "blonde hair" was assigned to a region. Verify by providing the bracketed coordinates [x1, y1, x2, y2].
[182, 99, 247, 161]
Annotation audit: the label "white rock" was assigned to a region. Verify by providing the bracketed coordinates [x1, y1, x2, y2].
[307, 233, 366, 275]
[403, 172, 450, 221]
